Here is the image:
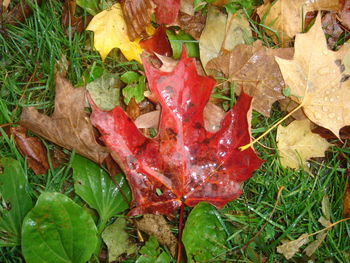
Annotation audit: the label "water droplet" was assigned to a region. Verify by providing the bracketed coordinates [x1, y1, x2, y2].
[324, 97, 329, 102]
[322, 106, 329, 112]
[326, 90, 330, 95]
[315, 113, 322, 120]
[330, 97, 335, 102]
[337, 116, 342, 121]
[329, 113, 335, 118]
[318, 67, 330, 75]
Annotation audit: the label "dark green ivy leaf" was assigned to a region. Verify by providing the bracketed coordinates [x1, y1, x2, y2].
[21, 192, 98, 263]
[0, 158, 33, 247]
[182, 202, 227, 263]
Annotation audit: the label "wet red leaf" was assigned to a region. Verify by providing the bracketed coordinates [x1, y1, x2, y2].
[153, 0, 180, 24]
[90, 50, 263, 216]
[140, 25, 172, 56]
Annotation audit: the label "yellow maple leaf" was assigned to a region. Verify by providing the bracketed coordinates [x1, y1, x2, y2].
[87, 3, 143, 62]
[276, 119, 331, 170]
[257, 0, 339, 47]
[275, 13, 350, 138]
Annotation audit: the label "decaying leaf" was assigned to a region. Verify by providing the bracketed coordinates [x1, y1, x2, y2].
[257, 0, 340, 46]
[339, 0, 350, 30]
[102, 218, 138, 262]
[276, 14, 350, 138]
[10, 126, 50, 175]
[90, 50, 263, 216]
[20, 72, 109, 164]
[178, 11, 206, 40]
[343, 170, 350, 217]
[179, 0, 195, 16]
[86, 72, 121, 111]
[279, 98, 307, 120]
[135, 214, 177, 256]
[207, 40, 293, 116]
[277, 233, 309, 259]
[304, 231, 327, 257]
[322, 12, 344, 49]
[87, 3, 143, 62]
[276, 119, 331, 170]
[121, 0, 155, 41]
[61, 0, 92, 34]
[3, 0, 43, 26]
[199, 6, 252, 70]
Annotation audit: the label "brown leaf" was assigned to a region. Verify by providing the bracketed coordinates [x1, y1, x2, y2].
[179, 0, 194, 15]
[343, 170, 350, 216]
[10, 126, 50, 175]
[61, 0, 92, 34]
[279, 98, 307, 120]
[4, 0, 43, 26]
[339, 0, 350, 31]
[277, 234, 309, 260]
[126, 98, 141, 121]
[207, 41, 294, 116]
[312, 125, 350, 140]
[121, 0, 155, 41]
[20, 72, 109, 164]
[177, 11, 206, 40]
[135, 214, 177, 257]
[322, 12, 344, 49]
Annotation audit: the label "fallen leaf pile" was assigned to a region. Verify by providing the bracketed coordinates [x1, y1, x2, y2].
[9, 0, 350, 261]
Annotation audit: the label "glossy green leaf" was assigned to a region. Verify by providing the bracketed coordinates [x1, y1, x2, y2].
[102, 218, 138, 262]
[136, 236, 171, 263]
[122, 76, 145, 105]
[86, 72, 121, 111]
[183, 202, 227, 263]
[21, 192, 97, 263]
[120, 71, 141, 84]
[166, 30, 199, 59]
[0, 158, 33, 247]
[76, 0, 100, 15]
[72, 155, 131, 224]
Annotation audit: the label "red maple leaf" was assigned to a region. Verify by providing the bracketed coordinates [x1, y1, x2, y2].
[90, 50, 263, 216]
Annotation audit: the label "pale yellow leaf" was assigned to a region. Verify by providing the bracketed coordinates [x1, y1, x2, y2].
[277, 233, 309, 260]
[276, 14, 350, 138]
[277, 119, 331, 169]
[3, 0, 10, 9]
[303, 231, 327, 257]
[258, 0, 340, 47]
[87, 3, 142, 62]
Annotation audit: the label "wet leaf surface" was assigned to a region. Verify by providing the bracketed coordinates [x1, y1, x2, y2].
[90, 50, 262, 216]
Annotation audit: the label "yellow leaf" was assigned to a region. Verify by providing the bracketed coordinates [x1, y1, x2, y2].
[276, 119, 331, 170]
[87, 3, 143, 62]
[275, 14, 350, 138]
[257, 0, 340, 47]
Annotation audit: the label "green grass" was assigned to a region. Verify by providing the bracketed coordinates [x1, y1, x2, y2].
[1, 1, 350, 262]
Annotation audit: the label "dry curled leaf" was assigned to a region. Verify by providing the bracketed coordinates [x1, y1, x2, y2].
[61, 0, 92, 34]
[121, 0, 155, 41]
[277, 119, 331, 170]
[277, 233, 309, 260]
[207, 40, 293, 116]
[276, 14, 350, 138]
[135, 214, 177, 256]
[10, 126, 50, 175]
[20, 72, 109, 164]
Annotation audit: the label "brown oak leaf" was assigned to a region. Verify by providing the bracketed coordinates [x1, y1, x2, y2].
[20, 72, 109, 164]
[207, 40, 294, 116]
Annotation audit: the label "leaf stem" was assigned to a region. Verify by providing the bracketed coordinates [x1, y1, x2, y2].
[239, 102, 304, 151]
[177, 203, 185, 263]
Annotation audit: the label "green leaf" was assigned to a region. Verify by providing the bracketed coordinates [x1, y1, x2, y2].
[86, 72, 121, 111]
[136, 236, 171, 263]
[21, 192, 98, 263]
[0, 158, 33, 247]
[122, 76, 145, 105]
[76, 0, 100, 15]
[72, 155, 131, 224]
[183, 202, 227, 263]
[120, 71, 141, 84]
[102, 218, 138, 262]
[76, 65, 104, 86]
[166, 30, 199, 59]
